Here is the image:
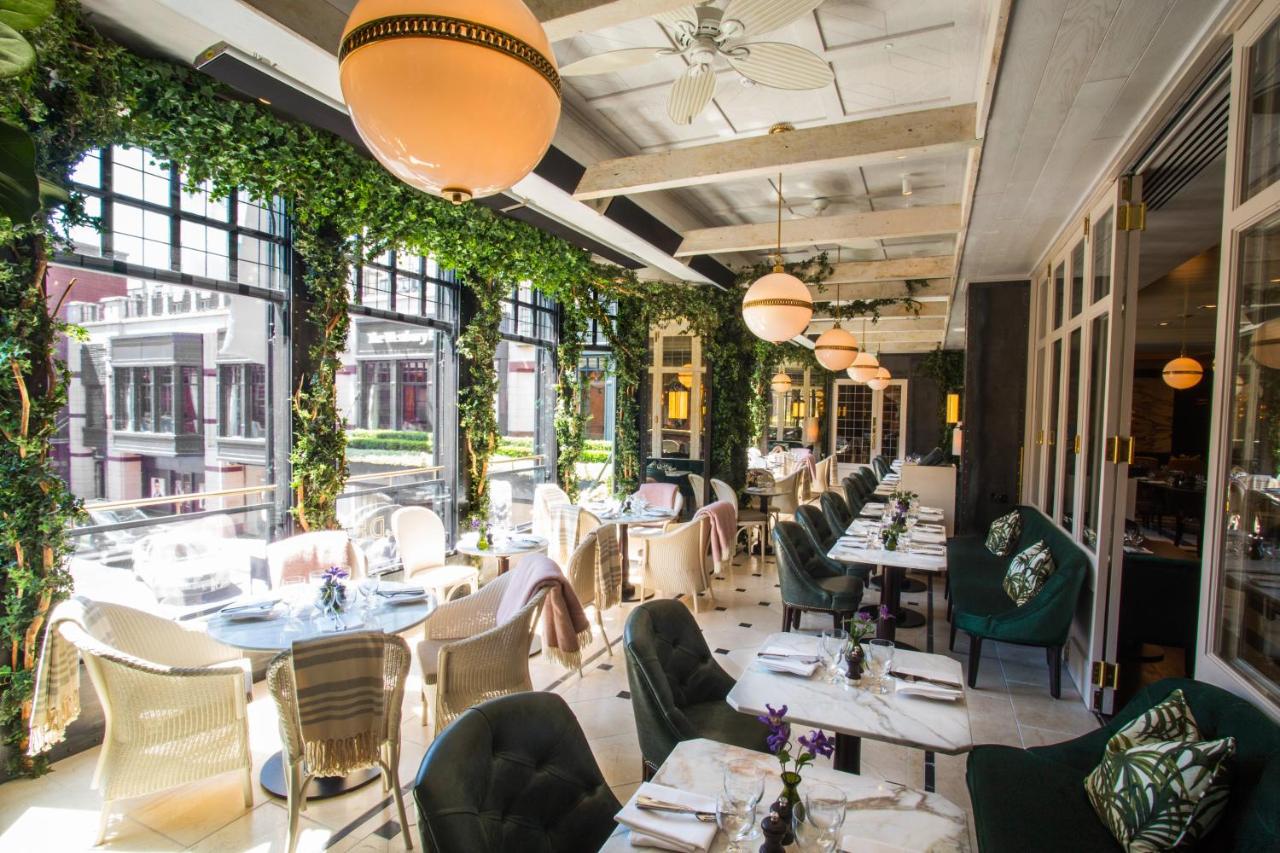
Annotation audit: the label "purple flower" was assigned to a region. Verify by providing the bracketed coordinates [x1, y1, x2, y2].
[798, 730, 834, 759]
[756, 703, 791, 754]
[878, 604, 895, 623]
[322, 566, 349, 581]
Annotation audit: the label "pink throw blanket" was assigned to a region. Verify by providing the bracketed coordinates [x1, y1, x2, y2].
[636, 482, 679, 510]
[694, 500, 737, 565]
[496, 554, 591, 670]
[792, 449, 818, 484]
[269, 531, 355, 587]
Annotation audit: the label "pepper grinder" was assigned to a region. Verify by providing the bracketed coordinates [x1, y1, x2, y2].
[759, 809, 787, 853]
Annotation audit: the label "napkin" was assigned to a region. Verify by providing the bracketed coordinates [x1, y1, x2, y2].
[891, 662, 962, 688]
[896, 682, 963, 702]
[911, 529, 946, 544]
[859, 505, 883, 517]
[907, 543, 946, 556]
[756, 645, 819, 676]
[617, 783, 718, 852]
[840, 837, 917, 853]
[377, 584, 426, 598]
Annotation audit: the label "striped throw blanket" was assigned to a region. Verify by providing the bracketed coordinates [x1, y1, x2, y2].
[28, 597, 106, 755]
[289, 631, 387, 777]
[595, 523, 623, 611]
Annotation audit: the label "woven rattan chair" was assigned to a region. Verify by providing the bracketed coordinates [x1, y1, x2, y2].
[268, 633, 413, 853]
[392, 506, 478, 603]
[810, 456, 834, 500]
[713, 477, 767, 558]
[416, 573, 549, 736]
[638, 517, 714, 612]
[565, 528, 621, 670]
[54, 600, 253, 845]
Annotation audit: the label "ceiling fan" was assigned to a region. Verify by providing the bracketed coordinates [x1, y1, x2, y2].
[559, 0, 834, 125]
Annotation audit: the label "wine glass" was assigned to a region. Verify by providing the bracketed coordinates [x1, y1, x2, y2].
[716, 791, 757, 853]
[793, 781, 847, 852]
[867, 639, 895, 694]
[723, 759, 766, 808]
[819, 628, 848, 683]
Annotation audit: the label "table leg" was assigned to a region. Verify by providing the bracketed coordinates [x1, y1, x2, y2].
[924, 750, 936, 793]
[834, 733, 861, 774]
[620, 524, 638, 602]
[260, 751, 379, 800]
[877, 566, 899, 642]
[497, 555, 511, 575]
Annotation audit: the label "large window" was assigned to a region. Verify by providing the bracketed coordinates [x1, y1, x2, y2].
[219, 364, 267, 438]
[111, 366, 200, 436]
[350, 250, 458, 320]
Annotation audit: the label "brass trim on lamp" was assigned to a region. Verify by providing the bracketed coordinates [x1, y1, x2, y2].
[815, 344, 860, 352]
[945, 393, 960, 424]
[340, 14, 562, 98]
[743, 298, 814, 310]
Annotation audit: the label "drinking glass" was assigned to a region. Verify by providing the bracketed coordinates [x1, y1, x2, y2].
[716, 791, 756, 853]
[819, 628, 848, 683]
[792, 781, 847, 852]
[358, 574, 381, 614]
[723, 759, 766, 809]
[867, 639, 895, 694]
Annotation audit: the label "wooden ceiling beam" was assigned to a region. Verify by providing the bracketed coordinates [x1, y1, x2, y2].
[573, 104, 977, 200]
[808, 301, 948, 320]
[825, 255, 954, 284]
[808, 280, 956, 302]
[676, 205, 961, 256]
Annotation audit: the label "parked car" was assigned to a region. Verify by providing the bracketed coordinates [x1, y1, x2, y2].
[72, 507, 155, 563]
[130, 516, 238, 604]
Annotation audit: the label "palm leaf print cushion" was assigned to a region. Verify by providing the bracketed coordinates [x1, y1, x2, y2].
[985, 511, 1021, 556]
[1085, 690, 1235, 851]
[1001, 540, 1055, 605]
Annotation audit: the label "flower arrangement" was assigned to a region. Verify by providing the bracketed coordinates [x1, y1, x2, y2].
[469, 517, 489, 550]
[757, 704, 834, 841]
[318, 566, 349, 614]
[843, 605, 894, 679]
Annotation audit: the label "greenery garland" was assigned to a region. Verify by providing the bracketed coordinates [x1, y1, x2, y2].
[456, 276, 505, 523]
[553, 288, 588, 499]
[919, 346, 965, 448]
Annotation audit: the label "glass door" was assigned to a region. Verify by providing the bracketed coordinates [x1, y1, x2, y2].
[876, 380, 909, 461]
[829, 379, 908, 479]
[1198, 0, 1280, 708]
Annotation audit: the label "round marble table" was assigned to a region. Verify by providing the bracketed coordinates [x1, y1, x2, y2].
[208, 594, 436, 799]
[582, 507, 676, 601]
[455, 534, 548, 574]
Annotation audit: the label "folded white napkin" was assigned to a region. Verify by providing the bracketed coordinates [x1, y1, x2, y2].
[841, 836, 916, 852]
[896, 682, 963, 702]
[617, 783, 718, 853]
[891, 662, 962, 686]
[908, 544, 946, 556]
[221, 598, 278, 614]
[859, 506, 882, 517]
[756, 645, 820, 676]
[911, 529, 946, 544]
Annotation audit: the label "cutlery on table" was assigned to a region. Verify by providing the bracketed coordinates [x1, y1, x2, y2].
[891, 671, 962, 690]
[635, 796, 717, 822]
[757, 652, 820, 663]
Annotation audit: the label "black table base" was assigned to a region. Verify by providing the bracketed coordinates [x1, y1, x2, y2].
[834, 733, 861, 774]
[260, 752, 380, 800]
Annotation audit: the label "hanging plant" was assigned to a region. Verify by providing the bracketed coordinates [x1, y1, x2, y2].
[920, 346, 964, 447]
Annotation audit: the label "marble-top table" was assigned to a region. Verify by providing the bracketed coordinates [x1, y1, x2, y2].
[828, 516, 947, 644]
[582, 505, 676, 600]
[727, 632, 972, 790]
[599, 738, 970, 852]
[455, 533, 548, 575]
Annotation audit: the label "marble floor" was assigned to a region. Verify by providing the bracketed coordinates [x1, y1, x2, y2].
[0, 546, 1101, 852]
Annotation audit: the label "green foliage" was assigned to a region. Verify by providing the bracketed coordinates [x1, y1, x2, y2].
[457, 279, 504, 523]
[0, 0, 61, 223]
[554, 290, 587, 500]
[919, 346, 964, 447]
[345, 429, 434, 454]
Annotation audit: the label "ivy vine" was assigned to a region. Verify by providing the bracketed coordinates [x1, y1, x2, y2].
[919, 346, 965, 447]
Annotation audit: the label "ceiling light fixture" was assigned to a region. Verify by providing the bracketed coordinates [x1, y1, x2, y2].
[770, 372, 793, 394]
[847, 318, 880, 383]
[814, 279, 860, 371]
[866, 349, 892, 390]
[339, 0, 561, 204]
[743, 158, 813, 342]
[1162, 279, 1204, 390]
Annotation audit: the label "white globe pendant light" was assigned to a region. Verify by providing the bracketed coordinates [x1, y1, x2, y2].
[814, 283, 860, 371]
[770, 372, 793, 394]
[847, 319, 880, 382]
[866, 365, 892, 391]
[1161, 281, 1203, 390]
[743, 166, 812, 342]
[339, 0, 561, 204]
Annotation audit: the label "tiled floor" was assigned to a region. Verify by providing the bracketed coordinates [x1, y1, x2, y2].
[0, 547, 1101, 852]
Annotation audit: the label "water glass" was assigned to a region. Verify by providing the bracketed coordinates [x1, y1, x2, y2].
[867, 639, 895, 694]
[792, 781, 847, 852]
[819, 628, 848, 683]
[358, 574, 381, 613]
[723, 759, 766, 808]
[716, 791, 757, 853]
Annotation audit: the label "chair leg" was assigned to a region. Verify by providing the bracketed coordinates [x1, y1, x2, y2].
[598, 613, 612, 656]
[966, 634, 983, 689]
[792, 607, 802, 630]
[96, 801, 112, 846]
[781, 604, 792, 633]
[949, 621, 957, 652]
[286, 763, 303, 853]
[1048, 645, 1063, 699]
[242, 765, 254, 808]
[383, 750, 414, 850]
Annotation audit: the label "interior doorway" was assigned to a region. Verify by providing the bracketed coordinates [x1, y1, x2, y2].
[829, 378, 908, 479]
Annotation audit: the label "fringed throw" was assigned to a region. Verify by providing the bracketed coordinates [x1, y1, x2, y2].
[497, 555, 592, 672]
[290, 631, 387, 778]
[28, 597, 107, 755]
[595, 523, 623, 612]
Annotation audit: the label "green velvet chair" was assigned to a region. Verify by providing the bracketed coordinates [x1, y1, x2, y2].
[795, 505, 872, 583]
[820, 491, 853, 535]
[966, 678, 1280, 852]
[413, 692, 621, 853]
[920, 447, 946, 466]
[774, 521, 865, 632]
[872, 456, 890, 479]
[948, 505, 1087, 697]
[623, 600, 769, 777]
[843, 476, 868, 513]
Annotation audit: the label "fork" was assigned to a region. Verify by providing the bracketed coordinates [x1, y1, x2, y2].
[636, 796, 717, 822]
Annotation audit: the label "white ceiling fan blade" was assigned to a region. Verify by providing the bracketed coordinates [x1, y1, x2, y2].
[727, 42, 833, 90]
[653, 6, 698, 30]
[560, 47, 667, 77]
[668, 65, 717, 125]
[721, 0, 825, 37]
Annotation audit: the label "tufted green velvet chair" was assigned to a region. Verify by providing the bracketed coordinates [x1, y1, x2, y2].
[820, 491, 853, 535]
[774, 521, 865, 633]
[623, 600, 769, 778]
[795, 505, 871, 584]
[412, 692, 620, 852]
[843, 476, 868, 513]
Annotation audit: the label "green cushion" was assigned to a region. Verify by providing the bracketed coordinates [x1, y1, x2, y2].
[683, 700, 771, 755]
[1085, 736, 1235, 852]
[986, 510, 1022, 556]
[1003, 540, 1056, 605]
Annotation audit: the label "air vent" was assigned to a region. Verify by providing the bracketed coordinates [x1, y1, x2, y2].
[1137, 54, 1230, 212]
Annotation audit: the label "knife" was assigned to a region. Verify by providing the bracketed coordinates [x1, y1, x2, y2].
[891, 671, 963, 690]
[636, 796, 717, 822]
[758, 652, 820, 663]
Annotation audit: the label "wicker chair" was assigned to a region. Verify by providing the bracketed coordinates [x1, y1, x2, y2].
[392, 506, 478, 602]
[416, 573, 548, 736]
[810, 456, 834, 500]
[687, 472, 707, 512]
[713, 477, 767, 558]
[564, 527, 621, 668]
[638, 517, 714, 612]
[267, 633, 413, 853]
[53, 599, 253, 844]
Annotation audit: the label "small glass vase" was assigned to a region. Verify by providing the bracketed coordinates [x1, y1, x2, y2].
[477, 529, 490, 551]
[882, 532, 899, 551]
[772, 770, 802, 846]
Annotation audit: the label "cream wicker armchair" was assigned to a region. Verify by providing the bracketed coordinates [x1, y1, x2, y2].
[713, 477, 768, 559]
[565, 529, 621, 672]
[53, 600, 253, 844]
[638, 517, 714, 613]
[268, 633, 413, 853]
[392, 505, 478, 602]
[417, 573, 549, 736]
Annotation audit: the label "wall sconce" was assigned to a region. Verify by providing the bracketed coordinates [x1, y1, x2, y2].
[665, 379, 690, 421]
[789, 398, 806, 420]
[804, 417, 821, 446]
[946, 393, 961, 424]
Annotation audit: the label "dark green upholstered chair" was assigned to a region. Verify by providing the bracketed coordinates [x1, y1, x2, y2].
[856, 467, 879, 492]
[966, 678, 1280, 853]
[774, 521, 865, 632]
[872, 456, 890, 479]
[623, 600, 769, 777]
[948, 506, 1087, 697]
[796, 505, 872, 584]
[919, 447, 946, 466]
[412, 692, 620, 853]
[820, 491, 853, 535]
[843, 476, 867, 513]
